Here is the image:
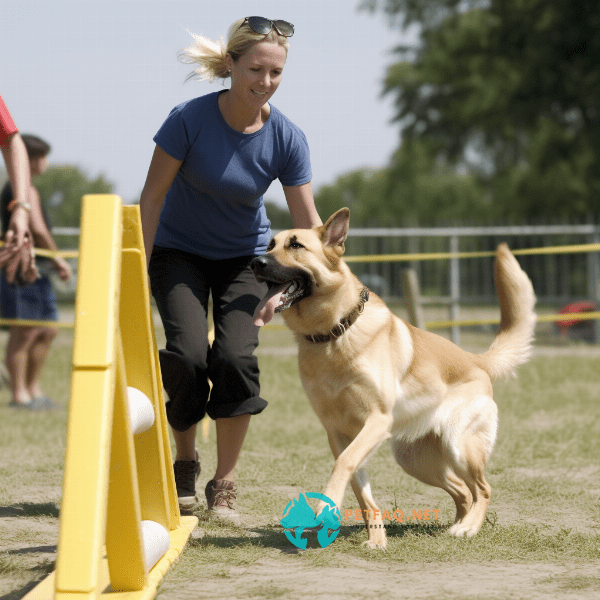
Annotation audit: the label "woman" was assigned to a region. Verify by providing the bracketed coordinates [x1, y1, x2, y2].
[140, 17, 321, 523]
[1, 134, 72, 410]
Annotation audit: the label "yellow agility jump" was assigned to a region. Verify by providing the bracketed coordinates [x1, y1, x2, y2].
[24, 195, 197, 600]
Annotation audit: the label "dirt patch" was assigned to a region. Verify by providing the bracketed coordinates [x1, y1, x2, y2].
[157, 557, 600, 600]
[511, 466, 600, 482]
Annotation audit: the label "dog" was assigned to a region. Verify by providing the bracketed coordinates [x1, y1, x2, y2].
[251, 208, 536, 549]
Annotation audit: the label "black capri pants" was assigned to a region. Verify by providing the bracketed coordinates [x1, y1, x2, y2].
[149, 246, 268, 432]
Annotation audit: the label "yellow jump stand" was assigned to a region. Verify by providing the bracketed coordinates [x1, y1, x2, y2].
[25, 195, 197, 599]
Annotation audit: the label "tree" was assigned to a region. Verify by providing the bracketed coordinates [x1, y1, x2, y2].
[362, 0, 600, 219]
[314, 154, 487, 228]
[264, 201, 295, 230]
[360, 0, 483, 29]
[34, 165, 113, 230]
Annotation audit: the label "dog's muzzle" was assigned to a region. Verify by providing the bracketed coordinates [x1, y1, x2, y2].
[251, 255, 312, 314]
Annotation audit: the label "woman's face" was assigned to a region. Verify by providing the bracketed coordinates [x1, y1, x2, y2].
[227, 40, 287, 108]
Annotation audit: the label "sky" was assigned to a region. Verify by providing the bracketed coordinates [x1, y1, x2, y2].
[0, 0, 415, 207]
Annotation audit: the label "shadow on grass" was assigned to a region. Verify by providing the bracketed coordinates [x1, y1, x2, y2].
[0, 503, 59, 518]
[186, 521, 447, 553]
[0, 560, 55, 600]
[4, 545, 57, 555]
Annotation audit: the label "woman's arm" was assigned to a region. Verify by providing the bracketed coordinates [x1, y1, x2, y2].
[29, 186, 57, 250]
[28, 186, 71, 281]
[139, 145, 183, 269]
[282, 182, 322, 229]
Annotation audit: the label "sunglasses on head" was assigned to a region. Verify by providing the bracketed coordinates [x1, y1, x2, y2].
[239, 16, 294, 38]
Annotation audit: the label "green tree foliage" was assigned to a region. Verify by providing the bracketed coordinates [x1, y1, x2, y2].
[314, 151, 486, 227]
[264, 201, 294, 230]
[34, 165, 113, 229]
[361, 0, 600, 220]
[360, 0, 480, 29]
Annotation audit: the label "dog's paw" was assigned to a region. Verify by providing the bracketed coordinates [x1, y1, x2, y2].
[362, 538, 387, 551]
[447, 522, 479, 538]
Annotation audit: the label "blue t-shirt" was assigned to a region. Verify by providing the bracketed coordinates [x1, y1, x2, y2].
[153, 90, 312, 259]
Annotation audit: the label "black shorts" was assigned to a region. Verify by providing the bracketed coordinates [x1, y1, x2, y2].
[149, 246, 268, 432]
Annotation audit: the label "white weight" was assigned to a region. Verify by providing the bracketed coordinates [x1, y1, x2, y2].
[126, 387, 155, 435]
[140, 520, 170, 572]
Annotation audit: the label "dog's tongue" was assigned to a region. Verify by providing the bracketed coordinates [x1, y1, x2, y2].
[254, 282, 288, 326]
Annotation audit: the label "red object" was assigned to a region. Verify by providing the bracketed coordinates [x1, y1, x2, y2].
[556, 301, 597, 335]
[0, 94, 19, 145]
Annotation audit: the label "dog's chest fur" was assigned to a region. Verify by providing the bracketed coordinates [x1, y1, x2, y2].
[289, 297, 414, 436]
[287, 293, 494, 442]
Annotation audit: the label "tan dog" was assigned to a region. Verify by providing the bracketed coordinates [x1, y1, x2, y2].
[252, 208, 536, 548]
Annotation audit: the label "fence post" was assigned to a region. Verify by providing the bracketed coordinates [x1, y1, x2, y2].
[449, 235, 461, 345]
[588, 229, 600, 344]
[402, 269, 425, 330]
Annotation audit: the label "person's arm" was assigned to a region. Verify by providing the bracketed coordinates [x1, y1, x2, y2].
[1, 132, 31, 217]
[282, 182, 322, 229]
[0, 133, 34, 280]
[139, 145, 183, 270]
[28, 186, 71, 281]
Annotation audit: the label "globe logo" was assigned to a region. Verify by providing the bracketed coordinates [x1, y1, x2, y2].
[280, 492, 341, 549]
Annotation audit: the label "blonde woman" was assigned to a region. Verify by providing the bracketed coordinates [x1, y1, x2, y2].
[140, 17, 321, 523]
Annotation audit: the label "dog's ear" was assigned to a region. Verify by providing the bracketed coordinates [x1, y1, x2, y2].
[321, 208, 350, 255]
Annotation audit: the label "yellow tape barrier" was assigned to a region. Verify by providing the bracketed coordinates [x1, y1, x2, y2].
[0, 241, 598, 330]
[424, 311, 600, 330]
[1, 241, 599, 263]
[344, 243, 600, 263]
[0, 318, 74, 328]
[258, 312, 600, 332]
[3, 310, 594, 333]
[0, 241, 78, 259]
[1, 240, 599, 263]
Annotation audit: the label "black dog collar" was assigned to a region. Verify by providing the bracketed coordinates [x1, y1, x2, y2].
[305, 288, 370, 343]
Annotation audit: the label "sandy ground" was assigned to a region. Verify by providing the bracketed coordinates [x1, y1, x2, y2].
[2, 460, 599, 600]
[3, 518, 599, 600]
[157, 557, 600, 600]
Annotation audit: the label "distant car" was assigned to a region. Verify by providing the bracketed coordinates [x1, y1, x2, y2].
[555, 301, 597, 342]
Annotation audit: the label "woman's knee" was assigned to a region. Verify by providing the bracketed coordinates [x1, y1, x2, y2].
[40, 327, 58, 343]
[8, 326, 42, 349]
[209, 344, 258, 382]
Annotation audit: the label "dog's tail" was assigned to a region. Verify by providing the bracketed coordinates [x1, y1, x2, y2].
[476, 244, 537, 381]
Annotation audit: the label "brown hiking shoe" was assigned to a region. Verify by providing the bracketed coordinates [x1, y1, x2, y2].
[205, 479, 241, 524]
[174, 449, 200, 510]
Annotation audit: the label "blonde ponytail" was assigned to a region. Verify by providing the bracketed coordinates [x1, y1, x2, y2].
[179, 19, 290, 83]
[178, 31, 230, 82]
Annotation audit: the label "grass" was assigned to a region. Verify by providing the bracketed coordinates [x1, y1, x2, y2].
[0, 321, 599, 598]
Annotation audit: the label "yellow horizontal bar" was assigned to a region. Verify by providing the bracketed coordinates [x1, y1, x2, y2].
[426, 311, 600, 330]
[0, 318, 74, 328]
[0, 241, 78, 259]
[1, 241, 598, 264]
[35, 248, 79, 259]
[261, 312, 600, 332]
[3, 311, 597, 335]
[344, 243, 600, 263]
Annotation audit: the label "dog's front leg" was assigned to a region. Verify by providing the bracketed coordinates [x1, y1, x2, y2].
[328, 431, 388, 549]
[318, 413, 392, 545]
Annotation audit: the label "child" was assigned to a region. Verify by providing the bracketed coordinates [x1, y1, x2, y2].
[1, 134, 71, 409]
